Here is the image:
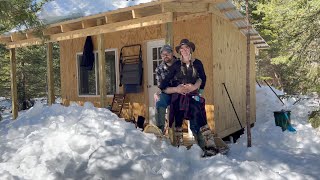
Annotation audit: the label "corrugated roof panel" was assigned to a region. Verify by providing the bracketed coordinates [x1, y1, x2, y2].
[215, 0, 269, 49]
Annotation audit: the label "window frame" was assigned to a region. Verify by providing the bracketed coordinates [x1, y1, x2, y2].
[105, 48, 119, 97]
[76, 51, 100, 97]
[76, 49, 119, 97]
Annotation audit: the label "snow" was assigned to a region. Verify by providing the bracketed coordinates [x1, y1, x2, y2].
[38, 0, 155, 24]
[0, 86, 320, 180]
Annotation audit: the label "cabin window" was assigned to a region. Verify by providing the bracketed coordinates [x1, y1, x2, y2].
[105, 50, 117, 95]
[77, 53, 99, 96]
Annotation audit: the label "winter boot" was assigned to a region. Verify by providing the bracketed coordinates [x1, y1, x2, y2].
[200, 125, 216, 148]
[175, 127, 184, 147]
[155, 107, 166, 133]
[193, 131, 206, 150]
[194, 131, 217, 157]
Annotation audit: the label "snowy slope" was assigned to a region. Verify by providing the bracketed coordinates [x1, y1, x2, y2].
[0, 86, 319, 180]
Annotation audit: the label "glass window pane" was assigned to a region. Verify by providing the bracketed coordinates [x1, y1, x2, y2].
[105, 51, 116, 95]
[78, 54, 97, 95]
[153, 74, 157, 86]
[153, 61, 158, 72]
[152, 48, 157, 60]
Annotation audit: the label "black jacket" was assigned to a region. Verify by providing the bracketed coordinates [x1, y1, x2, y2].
[80, 36, 95, 70]
[159, 59, 206, 90]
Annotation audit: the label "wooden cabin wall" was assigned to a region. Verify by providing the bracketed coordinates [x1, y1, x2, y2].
[212, 14, 256, 138]
[173, 15, 215, 130]
[59, 24, 165, 119]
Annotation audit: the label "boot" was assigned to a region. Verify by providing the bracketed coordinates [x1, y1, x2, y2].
[175, 127, 183, 147]
[155, 107, 166, 133]
[200, 125, 216, 149]
[194, 131, 217, 156]
[193, 131, 206, 150]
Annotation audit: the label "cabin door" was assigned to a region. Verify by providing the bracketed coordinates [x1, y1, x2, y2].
[147, 39, 165, 124]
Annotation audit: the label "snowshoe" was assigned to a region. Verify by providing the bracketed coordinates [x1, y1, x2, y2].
[217, 146, 229, 155]
[143, 124, 164, 138]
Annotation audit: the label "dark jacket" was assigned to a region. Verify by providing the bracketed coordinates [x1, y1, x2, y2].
[159, 59, 206, 90]
[80, 36, 95, 70]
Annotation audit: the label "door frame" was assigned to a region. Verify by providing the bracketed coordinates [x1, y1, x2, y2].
[146, 39, 165, 124]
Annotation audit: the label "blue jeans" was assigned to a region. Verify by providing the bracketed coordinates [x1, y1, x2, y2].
[156, 93, 171, 108]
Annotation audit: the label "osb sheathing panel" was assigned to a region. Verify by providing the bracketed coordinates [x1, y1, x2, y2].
[60, 24, 164, 119]
[212, 14, 256, 138]
[173, 15, 215, 130]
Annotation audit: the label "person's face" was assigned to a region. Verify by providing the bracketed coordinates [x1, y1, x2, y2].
[161, 50, 173, 63]
[179, 44, 191, 59]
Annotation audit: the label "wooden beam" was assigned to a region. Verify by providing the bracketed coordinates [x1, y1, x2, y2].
[135, 5, 162, 17]
[97, 19, 107, 108]
[131, 9, 142, 19]
[7, 38, 43, 49]
[60, 22, 83, 32]
[175, 12, 209, 21]
[43, 26, 62, 35]
[220, 7, 236, 13]
[162, 2, 208, 13]
[47, 42, 55, 105]
[81, 19, 97, 28]
[50, 12, 173, 42]
[11, 33, 27, 42]
[165, 22, 173, 46]
[26, 31, 37, 39]
[106, 11, 133, 23]
[10, 48, 18, 119]
[0, 36, 12, 43]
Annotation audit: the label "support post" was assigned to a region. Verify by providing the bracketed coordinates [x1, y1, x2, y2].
[165, 22, 173, 46]
[47, 42, 55, 105]
[245, 0, 252, 147]
[97, 20, 107, 107]
[10, 48, 18, 119]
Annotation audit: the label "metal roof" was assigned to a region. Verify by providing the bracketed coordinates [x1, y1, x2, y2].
[216, 0, 269, 49]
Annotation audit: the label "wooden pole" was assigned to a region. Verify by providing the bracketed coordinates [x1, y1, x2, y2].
[97, 19, 107, 108]
[245, 0, 252, 147]
[47, 42, 55, 105]
[10, 48, 18, 119]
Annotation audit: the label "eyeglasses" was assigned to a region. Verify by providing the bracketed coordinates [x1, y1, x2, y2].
[161, 53, 171, 57]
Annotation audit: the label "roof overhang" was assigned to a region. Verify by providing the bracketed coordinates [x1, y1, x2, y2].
[0, 0, 268, 50]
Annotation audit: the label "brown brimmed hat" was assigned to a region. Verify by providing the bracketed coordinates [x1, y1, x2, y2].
[175, 39, 196, 53]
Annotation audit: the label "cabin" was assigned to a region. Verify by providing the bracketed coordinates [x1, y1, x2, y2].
[0, 0, 268, 138]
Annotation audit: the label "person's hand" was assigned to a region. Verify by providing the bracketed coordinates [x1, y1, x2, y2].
[154, 92, 160, 102]
[175, 84, 186, 95]
[182, 84, 197, 94]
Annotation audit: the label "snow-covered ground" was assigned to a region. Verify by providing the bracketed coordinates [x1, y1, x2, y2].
[0, 86, 319, 180]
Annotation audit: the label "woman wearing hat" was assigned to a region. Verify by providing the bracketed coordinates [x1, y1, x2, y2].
[159, 39, 228, 156]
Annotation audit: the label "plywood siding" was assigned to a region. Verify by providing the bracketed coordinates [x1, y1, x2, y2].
[173, 15, 215, 129]
[212, 14, 256, 137]
[60, 24, 165, 118]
